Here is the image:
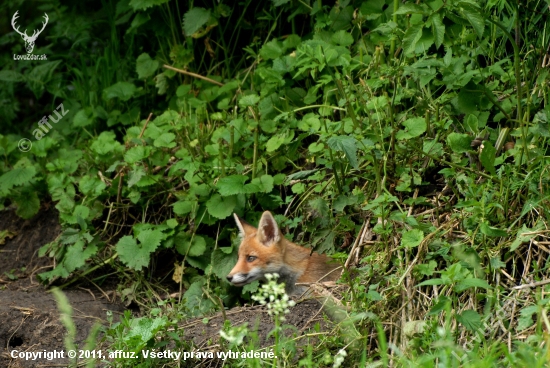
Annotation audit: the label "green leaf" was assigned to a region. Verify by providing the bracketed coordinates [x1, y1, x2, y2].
[116, 236, 147, 271]
[127, 168, 145, 188]
[272, 0, 291, 6]
[465, 114, 478, 132]
[307, 141, 324, 153]
[401, 229, 424, 248]
[0, 70, 24, 82]
[136, 53, 159, 79]
[479, 141, 496, 175]
[242, 280, 260, 294]
[431, 13, 445, 48]
[64, 240, 98, 273]
[402, 24, 423, 55]
[183, 279, 215, 316]
[26, 61, 62, 98]
[245, 174, 274, 194]
[39, 265, 69, 280]
[326, 135, 359, 169]
[176, 234, 207, 257]
[447, 133, 472, 153]
[127, 12, 150, 34]
[0, 166, 36, 191]
[266, 134, 285, 152]
[480, 222, 507, 237]
[260, 119, 277, 133]
[273, 173, 285, 185]
[394, 3, 425, 15]
[456, 310, 482, 332]
[154, 132, 176, 148]
[155, 73, 167, 95]
[14, 190, 40, 219]
[137, 229, 163, 250]
[217, 175, 249, 196]
[456, 277, 491, 292]
[129, 0, 169, 10]
[415, 260, 438, 276]
[417, 278, 445, 287]
[186, 254, 210, 270]
[134, 175, 157, 188]
[73, 108, 94, 127]
[510, 224, 542, 251]
[172, 200, 196, 216]
[90, 131, 122, 155]
[329, 5, 353, 31]
[298, 114, 321, 132]
[259, 40, 284, 60]
[206, 194, 236, 219]
[517, 305, 538, 331]
[444, 48, 452, 66]
[79, 175, 106, 197]
[238, 94, 260, 108]
[124, 146, 149, 164]
[423, 140, 443, 156]
[428, 296, 450, 316]
[396, 117, 426, 140]
[286, 169, 319, 182]
[211, 248, 237, 280]
[490, 257, 506, 270]
[334, 194, 358, 212]
[456, 86, 481, 113]
[291, 182, 305, 194]
[331, 30, 354, 46]
[124, 316, 169, 347]
[73, 205, 90, 221]
[103, 82, 136, 101]
[183, 7, 211, 36]
[117, 231, 162, 271]
[461, 3, 484, 38]
[367, 289, 382, 301]
[218, 80, 239, 96]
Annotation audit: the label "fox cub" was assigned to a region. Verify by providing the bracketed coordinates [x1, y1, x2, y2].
[227, 211, 340, 295]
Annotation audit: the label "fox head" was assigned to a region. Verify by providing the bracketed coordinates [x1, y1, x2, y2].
[226, 211, 286, 287]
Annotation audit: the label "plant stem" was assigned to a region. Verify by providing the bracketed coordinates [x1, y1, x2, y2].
[486, 17, 527, 161]
[389, 0, 399, 60]
[219, 139, 225, 176]
[252, 126, 258, 180]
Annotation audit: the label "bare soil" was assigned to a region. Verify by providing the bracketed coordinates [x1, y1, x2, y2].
[181, 299, 333, 367]
[0, 207, 125, 368]
[184, 298, 330, 346]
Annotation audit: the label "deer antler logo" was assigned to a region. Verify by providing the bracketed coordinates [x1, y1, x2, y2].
[11, 11, 49, 54]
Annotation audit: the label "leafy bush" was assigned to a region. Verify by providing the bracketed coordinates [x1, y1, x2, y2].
[2, 0, 550, 365]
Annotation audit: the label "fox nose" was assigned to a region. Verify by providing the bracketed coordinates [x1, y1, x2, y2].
[226, 275, 232, 282]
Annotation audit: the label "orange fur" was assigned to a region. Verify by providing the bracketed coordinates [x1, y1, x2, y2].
[227, 211, 340, 295]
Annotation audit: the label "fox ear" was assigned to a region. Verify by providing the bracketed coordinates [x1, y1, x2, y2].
[257, 211, 280, 246]
[233, 213, 255, 238]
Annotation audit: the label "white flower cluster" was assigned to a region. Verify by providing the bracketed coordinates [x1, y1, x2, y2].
[251, 273, 296, 321]
[219, 324, 248, 346]
[333, 349, 347, 368]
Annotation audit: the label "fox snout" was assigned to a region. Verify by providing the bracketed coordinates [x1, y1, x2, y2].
[226, 274, 241, 282]
[226, 272, 253, 286]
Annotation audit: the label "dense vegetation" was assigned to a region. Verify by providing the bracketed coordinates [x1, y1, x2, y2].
[2, 0, 550, 366]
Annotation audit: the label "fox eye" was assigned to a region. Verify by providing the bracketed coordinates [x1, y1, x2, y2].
[246, 255, 256, 262]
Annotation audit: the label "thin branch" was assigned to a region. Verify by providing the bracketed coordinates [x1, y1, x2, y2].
[513, 279, 550, 290]
[139, 112, 153, 139]
[163, 64, 224, 86]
